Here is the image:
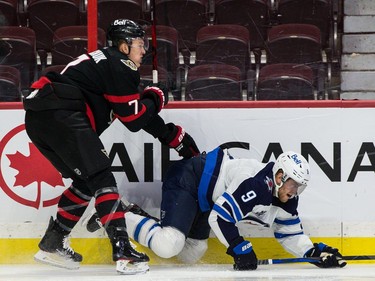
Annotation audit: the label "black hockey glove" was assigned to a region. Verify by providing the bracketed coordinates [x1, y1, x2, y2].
[159, 123, 200, 159]
[143, 86, 168, 113]
[304, 242, 347, 268]
[226, 237, 258, 271]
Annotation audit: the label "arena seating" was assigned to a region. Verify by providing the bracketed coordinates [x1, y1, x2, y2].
[195, 24, 250, 81]
[27, 0, 82, 52]
[257, 63, 315, 100]
[40, 64, 66, 76]
[266, 23, 322, 64]
[138, 65, 169, 90]
[265, 23, 326, 98]
[51, 26, 106, 65]
[0, 0, 19, 26]
[142, 25, 180, 95]
[276, 0, 333, 49]
[0, 26, 37, 91]
[214, 0, 270, 50]
[0, 0, 342, 101]
[97, 0, 143, 31]
[0, 65, 21, 101]
[154, 0, 210, 59]
[185, 64, 243, 100]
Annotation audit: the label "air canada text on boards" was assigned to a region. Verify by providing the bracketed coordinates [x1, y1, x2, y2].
[107, 142, 375, 182]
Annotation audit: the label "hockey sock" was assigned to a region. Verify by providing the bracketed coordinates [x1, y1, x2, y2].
[126, 212, 187, 258]
[94, 187, 125, 230]
[125, 212, 161, 248]
[56, 185, 91, 231]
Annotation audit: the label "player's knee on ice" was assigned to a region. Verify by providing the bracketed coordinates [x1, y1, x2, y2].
[177, 238, 208, 264]
[150, 226, 186, 258]
[125, 212, 185, 259]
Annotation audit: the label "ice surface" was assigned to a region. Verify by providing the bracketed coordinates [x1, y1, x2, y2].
[1, 264, 375, 281]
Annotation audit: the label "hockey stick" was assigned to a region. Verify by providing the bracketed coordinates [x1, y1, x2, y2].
[150, 0, 158, 84]
[258, 257, 319, 265]
[258, 255, 375, 265]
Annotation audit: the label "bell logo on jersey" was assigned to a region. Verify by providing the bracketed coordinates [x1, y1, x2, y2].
[121, 59, 137, 71]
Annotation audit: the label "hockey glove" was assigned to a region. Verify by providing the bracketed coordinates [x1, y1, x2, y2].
[159, 123, 200, 159]
[143, 86, 168, 113]
[226, 237, 258, 271]
[304, 242, 347, 268]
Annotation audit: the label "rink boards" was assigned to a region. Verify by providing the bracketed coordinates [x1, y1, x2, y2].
[1, 101, 375, 264]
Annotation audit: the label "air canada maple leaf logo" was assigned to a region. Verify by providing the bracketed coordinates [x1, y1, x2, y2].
[0, 124, 67, 209]
[7, 142, 64, 205]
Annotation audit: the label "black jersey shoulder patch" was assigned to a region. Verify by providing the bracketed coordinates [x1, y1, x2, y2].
[121, 59, 138, 71]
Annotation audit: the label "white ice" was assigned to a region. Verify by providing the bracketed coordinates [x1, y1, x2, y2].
[1, 264, 375, 281]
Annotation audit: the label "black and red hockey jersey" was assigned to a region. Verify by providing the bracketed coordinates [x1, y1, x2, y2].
[58, 46, 158, 135]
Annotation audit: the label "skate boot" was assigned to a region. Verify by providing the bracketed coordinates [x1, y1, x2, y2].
[34, 217, 82, 269]
[108, 226, 150, 275]
[84, 202, 159, 233]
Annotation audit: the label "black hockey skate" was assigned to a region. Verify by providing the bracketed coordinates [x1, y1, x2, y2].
[108, 226, 150, 274]
[34, 217, 82, 269]
[84, 202, 159, 233]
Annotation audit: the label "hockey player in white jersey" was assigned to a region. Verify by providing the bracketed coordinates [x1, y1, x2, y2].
[88, 146, 347, 270]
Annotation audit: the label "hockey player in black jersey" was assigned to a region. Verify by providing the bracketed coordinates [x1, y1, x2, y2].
[23, 19, 199, 274]
[117, 147, 347, 271]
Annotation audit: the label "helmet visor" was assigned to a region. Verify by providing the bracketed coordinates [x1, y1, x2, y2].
[282, 178, 307, 198]
[130, 37, 149, 51]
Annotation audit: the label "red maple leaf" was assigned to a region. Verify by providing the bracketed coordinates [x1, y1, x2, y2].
[7, 142, 64, 207]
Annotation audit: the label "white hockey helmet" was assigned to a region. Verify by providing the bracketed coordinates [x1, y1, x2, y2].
[272, 151, 310, 197]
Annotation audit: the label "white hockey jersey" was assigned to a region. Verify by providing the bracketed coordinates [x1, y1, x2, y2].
[198, 147, 314, 257]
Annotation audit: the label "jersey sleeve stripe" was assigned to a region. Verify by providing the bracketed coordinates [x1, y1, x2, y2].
[222, 192, 242, 222]
[274, 231, 304, 239]
[104, 93, 140, 103]
[115, 105, 146, 122]
[213, 204, 236, 223]
[274, 217, 301, 225]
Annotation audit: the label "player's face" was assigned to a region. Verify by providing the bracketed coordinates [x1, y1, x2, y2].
[277, 178, 299, 203]
[128, 38, 147, 68]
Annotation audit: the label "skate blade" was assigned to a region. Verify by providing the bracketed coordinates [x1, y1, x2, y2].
[34, 250, 80, 270]
[116, 260, 149, 275]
